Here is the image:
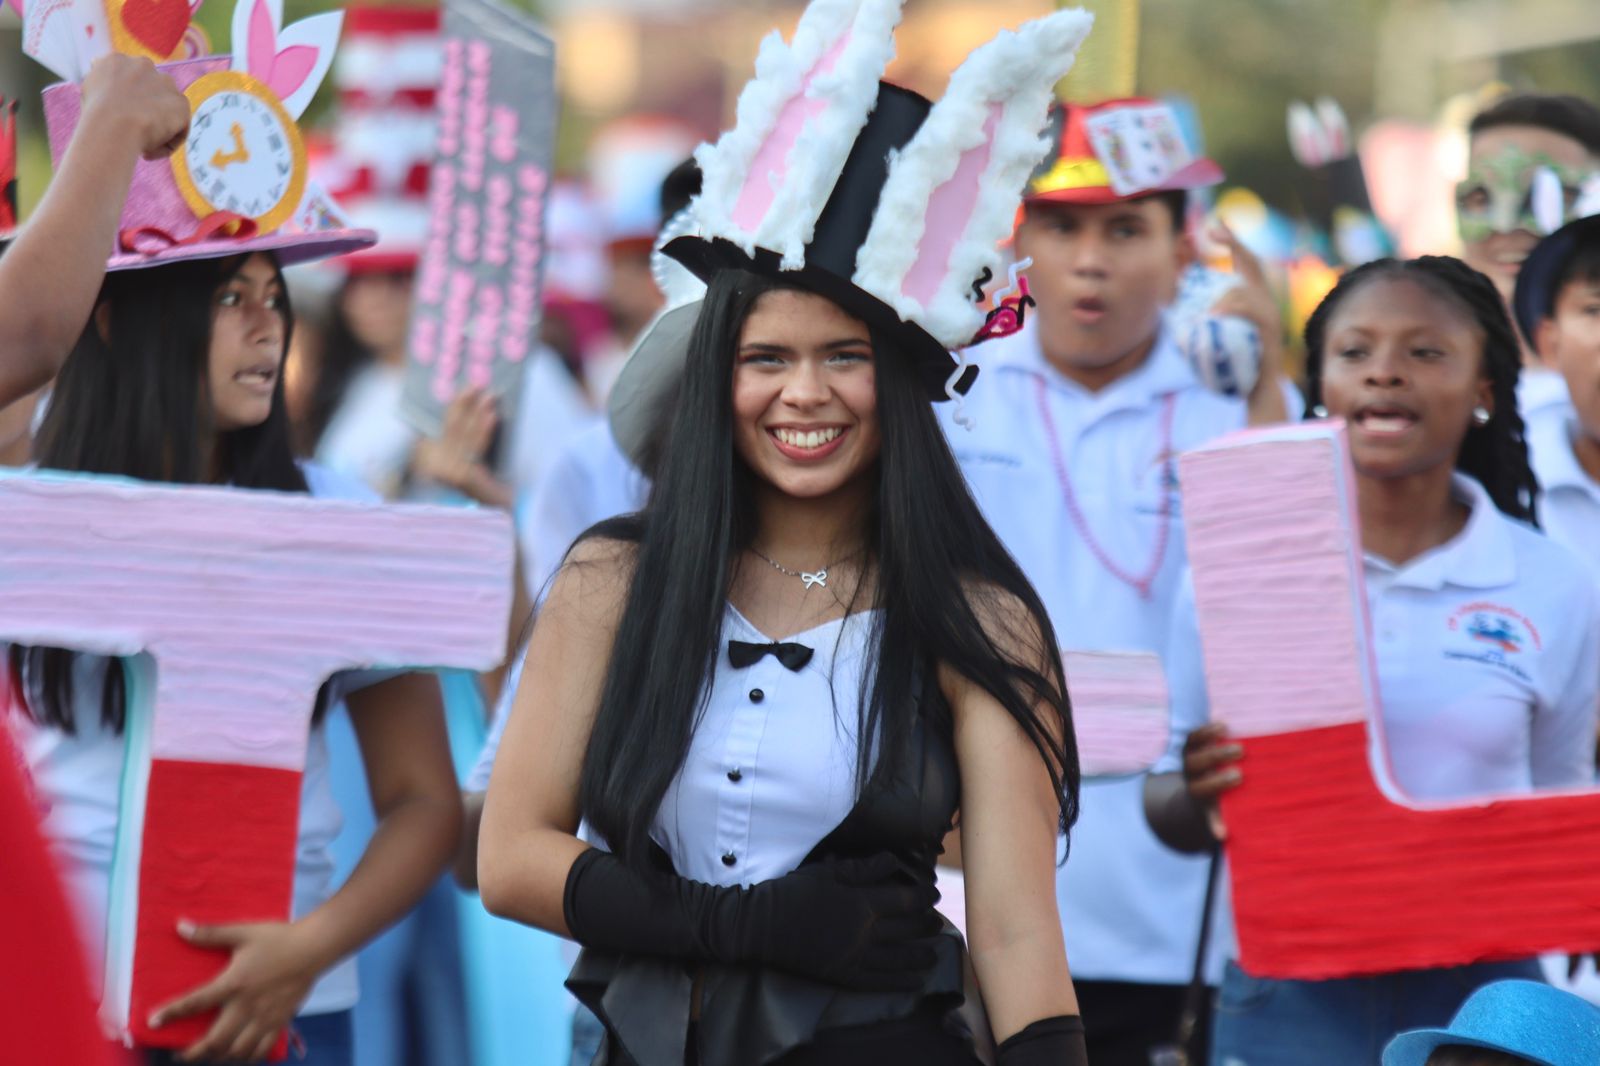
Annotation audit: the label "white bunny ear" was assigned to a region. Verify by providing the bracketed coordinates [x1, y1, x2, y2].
[691, 0, 903, 269]
[852, 8, 1092, 348]
[231, 0, 341, 119]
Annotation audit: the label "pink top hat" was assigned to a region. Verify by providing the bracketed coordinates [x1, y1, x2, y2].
[41, 0, 377, 272]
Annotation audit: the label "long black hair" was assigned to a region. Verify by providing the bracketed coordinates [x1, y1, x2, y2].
[16, 252, 314, 734]
[1302, 255, 1540, 525]
[576, 269, 1079, 872]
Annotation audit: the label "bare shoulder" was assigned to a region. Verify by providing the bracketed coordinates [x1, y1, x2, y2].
[958, 578, 1049, 662]
[542, 535, 638, 635]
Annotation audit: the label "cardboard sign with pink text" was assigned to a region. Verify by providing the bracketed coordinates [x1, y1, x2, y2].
[403, 0, 557, 436]
[0, 471, 511, 1049]
[1179, 422, 1600, 979]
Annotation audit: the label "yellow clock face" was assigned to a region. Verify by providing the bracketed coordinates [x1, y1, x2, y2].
[171, 71, 307, 235]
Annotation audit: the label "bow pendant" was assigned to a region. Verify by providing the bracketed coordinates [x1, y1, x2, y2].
[801, 569, 828, 590]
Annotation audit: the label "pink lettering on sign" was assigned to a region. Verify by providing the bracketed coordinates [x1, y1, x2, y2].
[0, 471, 510, 1050]
[416, 163, 456, 305]
[437, 38, 465, 159]
[482, 174, 511, 268]
[490, 104, 518, 164]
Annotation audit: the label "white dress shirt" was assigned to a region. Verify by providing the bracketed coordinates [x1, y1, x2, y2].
[653, 605, 878, 887]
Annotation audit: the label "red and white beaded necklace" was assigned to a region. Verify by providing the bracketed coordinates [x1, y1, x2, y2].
[1033, 376, 1177, 601]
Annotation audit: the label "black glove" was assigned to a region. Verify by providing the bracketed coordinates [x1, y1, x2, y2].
[995, 1015, 1087, 1066]
[563, 849, 942, 991]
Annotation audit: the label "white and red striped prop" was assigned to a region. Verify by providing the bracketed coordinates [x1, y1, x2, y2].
[1180, 422, 1600, 978]
[0, 471, 510, 1050]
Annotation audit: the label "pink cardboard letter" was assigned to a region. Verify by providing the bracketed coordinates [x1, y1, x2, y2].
[1179, 422, 1600, 979]
[0, 472, 511, 1048]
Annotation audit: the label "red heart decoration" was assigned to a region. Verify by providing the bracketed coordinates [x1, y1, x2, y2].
[109, 0, 190, 60]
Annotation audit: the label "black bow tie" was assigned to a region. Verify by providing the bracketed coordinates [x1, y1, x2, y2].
[728, 639, 814, 672]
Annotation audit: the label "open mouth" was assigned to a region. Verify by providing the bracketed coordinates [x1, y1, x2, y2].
[233, 366, 278, 395]
[1352, 403, 1419, 437]
[1070, 296, 1107, 326]
[768, 425, 849, 460]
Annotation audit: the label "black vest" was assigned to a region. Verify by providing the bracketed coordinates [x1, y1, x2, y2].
[568, 671, 966, 1066]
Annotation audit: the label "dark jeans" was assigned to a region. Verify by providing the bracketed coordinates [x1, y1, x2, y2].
[1075, 979, 1210, 1066]
[1209, 957, 1544, 1066]
[143, 1009, 353, 1066]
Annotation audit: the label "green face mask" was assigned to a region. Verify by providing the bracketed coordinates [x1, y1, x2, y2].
[1455, 146, 1592, 244]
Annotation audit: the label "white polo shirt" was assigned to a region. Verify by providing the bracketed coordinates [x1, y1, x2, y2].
[1162, 474, 1600, 956]
[1529, 410, 1600, 589]
[945, 322, 1285, 986]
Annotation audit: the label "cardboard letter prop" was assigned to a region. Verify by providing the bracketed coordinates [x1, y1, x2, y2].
[1066, 650, 1169, 777]
[1179, 422, 1600, 979]
[0, 471, 510, 1048]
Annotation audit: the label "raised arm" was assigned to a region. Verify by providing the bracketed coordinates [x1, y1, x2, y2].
[0, 54, 189, 407]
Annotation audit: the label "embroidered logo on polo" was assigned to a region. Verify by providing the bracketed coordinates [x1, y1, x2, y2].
[1444, 602, 1543, 680]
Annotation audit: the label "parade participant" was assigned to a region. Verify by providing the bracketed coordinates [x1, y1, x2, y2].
[1147, 256, 1600, 1065]
[9, 21, 467, 1060]
[479, 2, 1095, 1062]
[1458, 92, 1600, 421]
[16, 251, 464, 1066]
[944, 95, 1291, 1064]
[1512, 210, 1600, 587]
[0, 53, 188, 409]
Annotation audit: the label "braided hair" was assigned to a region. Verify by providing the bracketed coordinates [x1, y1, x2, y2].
[1302, 255, 1540, 525]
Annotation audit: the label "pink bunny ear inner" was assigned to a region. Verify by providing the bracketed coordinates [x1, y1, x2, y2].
[898, 103, 1002, 308]
[729, 32, 852, 233]
[247, 0, 279, 80]
[266, 44, 317, 102]
[6, 0, 23, 19]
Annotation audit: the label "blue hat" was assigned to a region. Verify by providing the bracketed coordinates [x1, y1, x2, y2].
[1383, 980, 1600, 1066]
[1511, 214, 1600, 352]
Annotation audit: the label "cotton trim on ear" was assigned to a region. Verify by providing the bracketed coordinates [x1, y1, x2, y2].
[852, 8, 1091, 348]
[691, 0, 903, 270]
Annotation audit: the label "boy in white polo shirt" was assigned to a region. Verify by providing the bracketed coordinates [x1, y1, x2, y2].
[945, 97, 1292, 1064]
[1512, 212, 1600, 587]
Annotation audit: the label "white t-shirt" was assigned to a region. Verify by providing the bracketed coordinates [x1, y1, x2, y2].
[1161, 474, 1600, 956]
[13, 462, 388, 1016]
[945, 322, 1291, 986]
[1529, 410, 1600, 589]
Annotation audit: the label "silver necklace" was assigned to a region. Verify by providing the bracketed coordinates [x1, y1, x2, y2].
[752, 549, 830, 590]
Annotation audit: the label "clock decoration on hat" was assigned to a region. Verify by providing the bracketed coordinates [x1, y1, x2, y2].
[32, 0, 373, 270]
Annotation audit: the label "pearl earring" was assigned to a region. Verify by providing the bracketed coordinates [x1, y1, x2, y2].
[1472, 406, 1491, 426]
[1311, 404, 1329, 418]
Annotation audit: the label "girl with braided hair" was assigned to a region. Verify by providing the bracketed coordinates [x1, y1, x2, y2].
[1146, 255, 1600, 1065]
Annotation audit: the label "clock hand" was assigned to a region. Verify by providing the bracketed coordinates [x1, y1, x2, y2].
[210, 123, 250, 170]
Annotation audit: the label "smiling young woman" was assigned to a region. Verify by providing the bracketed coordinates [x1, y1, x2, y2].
[474, 2, 1099, 1062]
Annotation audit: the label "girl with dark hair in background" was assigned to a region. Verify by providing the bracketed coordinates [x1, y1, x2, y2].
[1146, 255, 1600, 1065]
[12, 250, 463, 1065]
[477, 3, 1097, 1063]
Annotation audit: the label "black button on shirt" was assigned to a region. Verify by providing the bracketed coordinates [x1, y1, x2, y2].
[727, 768, 743, 783]
[749, 688, 764, 703]
[721, 853, 737, 867]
